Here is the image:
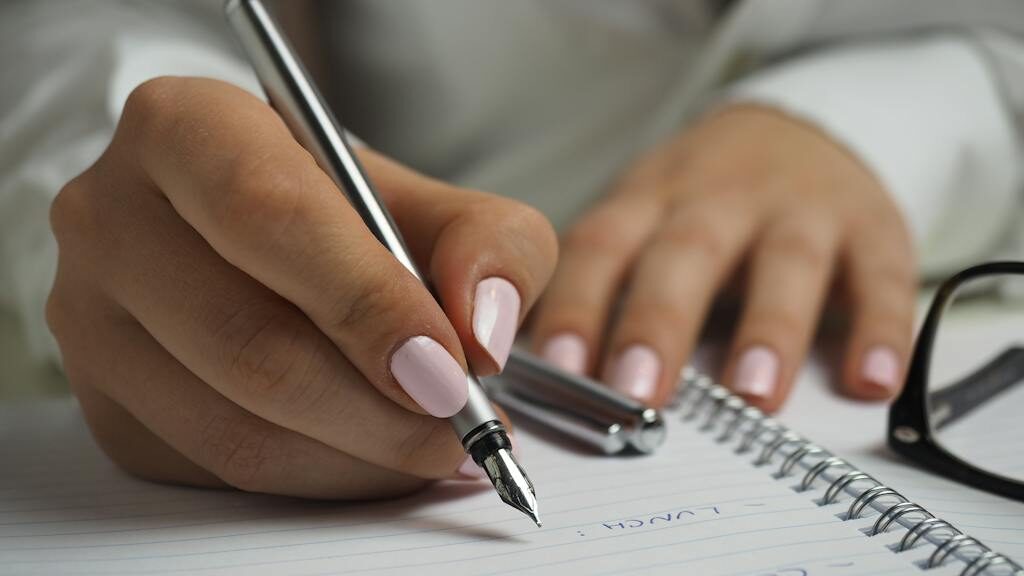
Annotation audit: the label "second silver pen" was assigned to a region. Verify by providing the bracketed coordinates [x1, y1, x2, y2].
[223, 0, 540, 526]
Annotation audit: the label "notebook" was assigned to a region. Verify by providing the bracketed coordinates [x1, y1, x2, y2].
[1, 374, 1021, 576]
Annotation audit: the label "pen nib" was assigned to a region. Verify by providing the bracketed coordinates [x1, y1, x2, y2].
[482, 448, 541, 527]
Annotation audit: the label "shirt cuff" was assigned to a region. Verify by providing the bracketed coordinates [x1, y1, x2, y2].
[725, 34, 1022, 276]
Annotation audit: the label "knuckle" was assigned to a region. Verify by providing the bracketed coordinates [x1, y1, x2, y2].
[326, 265, 403, 340]
[50, 176, 94, 246]
[564, 209, 629, 257]
[121, 76, 185, 141]
[216, 304, 321, 409]
[765, 227, 833, 272]
[473, 197, 559, 282]
[655, 219, 732, 266]
[44, 288, 66, 340]
[502, 200, 559, 259]
[214, 151, 308, 244]
[199, 413, 281, 492]
[500, 199, 554, 239]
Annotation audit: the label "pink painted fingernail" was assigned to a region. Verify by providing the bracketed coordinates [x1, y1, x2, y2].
[541, 333, 587, 374]
[457, 455, 487, 480]
[609, 345, 660, 402]
[733, 346, 779, 399]
[473, 277, 521, 371]
[390, 336, 469, 418]
[862, 346, 900, 393]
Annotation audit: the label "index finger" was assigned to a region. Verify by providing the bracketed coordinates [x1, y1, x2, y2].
[115, 76, 468, 417]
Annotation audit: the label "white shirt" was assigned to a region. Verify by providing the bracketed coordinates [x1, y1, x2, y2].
[1, 0, 1023, 395]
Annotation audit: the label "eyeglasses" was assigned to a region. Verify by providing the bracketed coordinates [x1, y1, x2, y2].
[889, 262, 1024, 502]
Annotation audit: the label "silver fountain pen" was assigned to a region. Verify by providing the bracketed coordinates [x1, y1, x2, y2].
[224, 0, 539, 526]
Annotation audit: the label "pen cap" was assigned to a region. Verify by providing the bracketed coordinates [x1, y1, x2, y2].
[485, 349, 666, 454]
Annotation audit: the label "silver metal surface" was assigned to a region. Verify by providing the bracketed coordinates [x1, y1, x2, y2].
[225, 0, 508, 450]
[450, 375, 502, 444]
[483, 448, 540, 527]
[224, 0, 538, 525]
[485, 348, 666, 454]
[487, 383, 629, 454]
[681, 376, 1022, 574]
[872, 502, 931, 536]
[224, 0, 417, 274]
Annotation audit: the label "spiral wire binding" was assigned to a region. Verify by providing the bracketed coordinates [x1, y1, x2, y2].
[676, 370, 1023, 575]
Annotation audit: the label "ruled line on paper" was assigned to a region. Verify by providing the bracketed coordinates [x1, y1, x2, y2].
[0, 489, 799, 553]
[0, 464, 758, 534]
[10, 515, 847, 575]
[0, 450, 738, 515]
[0, 482, 787, 549]
[5, 397, 1020, 576]
[496, 534, 873, 576]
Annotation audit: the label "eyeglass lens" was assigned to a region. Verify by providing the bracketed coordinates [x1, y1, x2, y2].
[926, 273, 1024, 483]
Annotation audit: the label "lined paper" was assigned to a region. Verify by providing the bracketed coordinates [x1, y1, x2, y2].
[0, 398, 981, 576]
[778, 356, 1024, 567]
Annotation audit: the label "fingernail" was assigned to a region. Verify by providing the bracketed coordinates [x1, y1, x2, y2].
[457, 455, 487, 480]
[862, 345, 900, 393]
[473, 277, 521, 371]
[733, 346, 779, 399]
[390, 336, 469, 418]
[609, 344, 660, 401]
[541, 333, 587, 374]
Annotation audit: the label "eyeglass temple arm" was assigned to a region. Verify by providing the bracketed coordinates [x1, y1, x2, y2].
[929, 346, 1024, 430]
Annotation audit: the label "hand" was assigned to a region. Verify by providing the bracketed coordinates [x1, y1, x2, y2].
[47, 77, 557, 499]
[531, 105, 915, 412]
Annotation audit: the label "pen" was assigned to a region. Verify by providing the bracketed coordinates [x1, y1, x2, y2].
[488, 349, 666, 455]
[224, 0, 539, 526]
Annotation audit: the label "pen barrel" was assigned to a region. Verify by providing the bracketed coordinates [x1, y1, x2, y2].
[225, 0, 507, 455]
[485, 349, 666, 454]
[224, 0, 421, 278]
[450, 375, 504, 448]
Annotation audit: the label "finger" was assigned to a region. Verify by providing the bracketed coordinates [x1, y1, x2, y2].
[530, 193, 665, 375]
[113, 76, 468, 418]
[602, 196, 758, 406]
[361, 150, 559, 375]
[60, 309, 435, 499]
[56, 174, 470, 480]
[723, 209, 841, 412]
[71, 382, 225, 489]
[840, 212, 916, 400]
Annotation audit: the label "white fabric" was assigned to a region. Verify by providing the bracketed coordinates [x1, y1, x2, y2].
[729, 34, 1023, 277]
[1, 0, 1023, 393]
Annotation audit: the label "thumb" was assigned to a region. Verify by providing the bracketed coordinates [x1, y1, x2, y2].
[358, 148, 559, 375]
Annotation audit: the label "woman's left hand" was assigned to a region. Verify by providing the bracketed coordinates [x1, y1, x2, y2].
[530, 104, 916, 412]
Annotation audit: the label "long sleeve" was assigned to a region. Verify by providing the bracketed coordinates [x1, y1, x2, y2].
[727, 30, 1024, 279]
[0, 0, 259, 375]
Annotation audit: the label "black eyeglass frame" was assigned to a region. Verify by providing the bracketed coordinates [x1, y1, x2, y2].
[888, 261, 1024, 502]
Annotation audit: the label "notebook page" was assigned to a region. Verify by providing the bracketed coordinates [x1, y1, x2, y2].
[0, 397, 940, 576]
[779, 359, 1024, 564]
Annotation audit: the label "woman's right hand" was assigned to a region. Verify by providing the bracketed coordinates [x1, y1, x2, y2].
[46, 77, 558, 499]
